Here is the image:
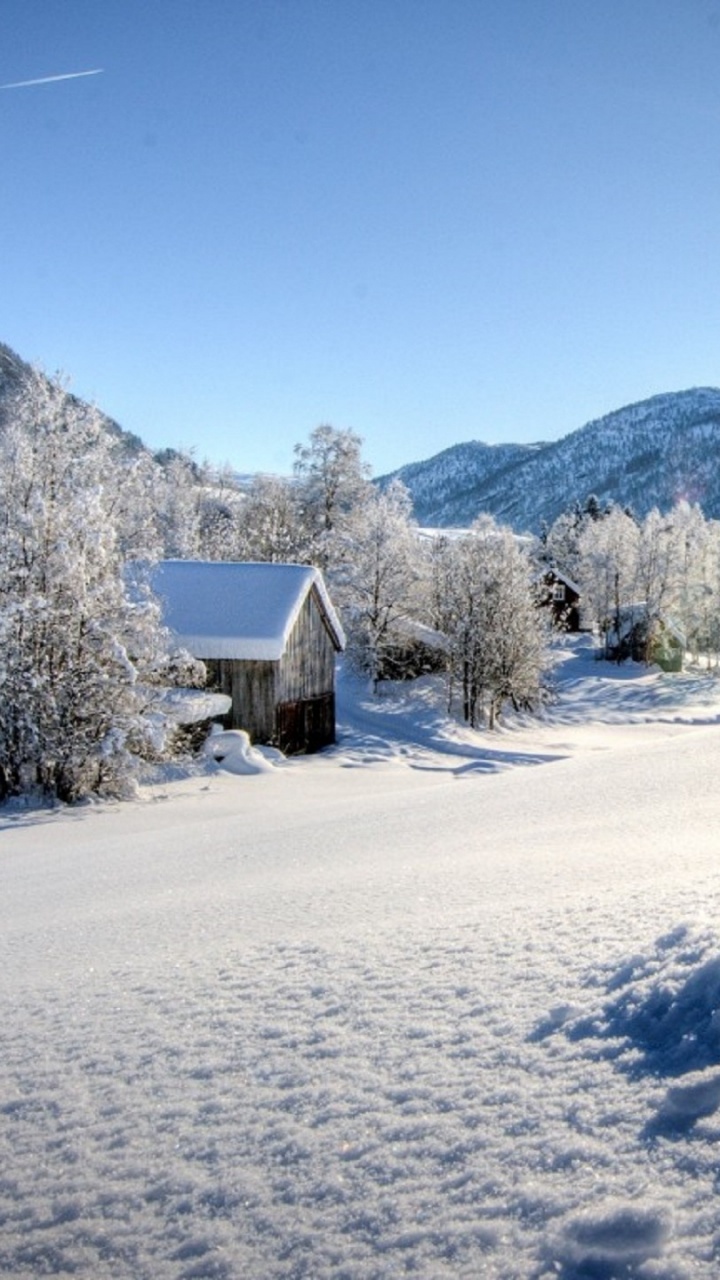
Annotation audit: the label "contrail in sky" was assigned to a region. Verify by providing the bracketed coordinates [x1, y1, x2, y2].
[1, 68, 104, 90]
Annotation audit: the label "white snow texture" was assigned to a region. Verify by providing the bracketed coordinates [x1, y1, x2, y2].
[149, 560, 345, 660]
[2, 636, 720, 1278]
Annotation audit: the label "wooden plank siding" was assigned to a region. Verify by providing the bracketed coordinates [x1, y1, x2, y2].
[276, 587, 338, 703]
[205, 658, 278, 740]
[205, 587, 340, 752]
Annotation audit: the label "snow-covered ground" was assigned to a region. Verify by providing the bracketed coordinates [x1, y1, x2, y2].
[3, 635, 720, 1278]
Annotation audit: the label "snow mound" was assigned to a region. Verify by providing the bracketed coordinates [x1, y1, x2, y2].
[535, 925, 720, 1080]
[554, 1200, 672, 1268]
[660, 1067, 720, 1121]
[203, 729, 278, 774]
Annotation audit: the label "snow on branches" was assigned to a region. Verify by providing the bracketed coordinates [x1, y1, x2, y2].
[0, 369, 197, 802]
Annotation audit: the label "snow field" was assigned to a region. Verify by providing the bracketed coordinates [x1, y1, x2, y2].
[2, 640, 720, 1277]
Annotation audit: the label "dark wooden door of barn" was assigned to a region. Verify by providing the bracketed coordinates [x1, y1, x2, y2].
[275, 693, 335, 754]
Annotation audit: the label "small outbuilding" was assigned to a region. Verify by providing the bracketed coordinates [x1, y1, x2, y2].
[151, 561, 345, 754]
[604, 604, 684, 672]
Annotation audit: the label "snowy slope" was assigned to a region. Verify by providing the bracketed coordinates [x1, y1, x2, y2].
[2, 640, 720, 1278]
[0, 342, 144, 455]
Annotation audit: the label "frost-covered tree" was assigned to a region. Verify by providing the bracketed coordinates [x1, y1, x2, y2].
[109, 450, 167, 561]
[431, 518, 549, 728]
[542, 495, 613, 584]
[634, 508, 682, 657]
[234, 474, 306, 563]
[293, 424, 373, 568]
[576, 506, 640, 651]
[193, 463, 245, 561]
[153, 451, 203, 559]
[671, 505, 720, 661]
[0, 370, 187, 802]
[333, 481, 424, 686]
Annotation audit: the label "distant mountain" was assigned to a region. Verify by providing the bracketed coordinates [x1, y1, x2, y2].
[378, 388, 720, 531]
[6, 341, 720, 534]
[377, 440, 542, 527]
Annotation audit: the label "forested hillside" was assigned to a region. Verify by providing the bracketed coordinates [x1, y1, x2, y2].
[379, 388, 720, 530]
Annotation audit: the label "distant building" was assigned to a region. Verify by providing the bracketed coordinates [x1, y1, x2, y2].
[151, 561, 345, 753]
[538, 569, 583, 632]
[605, 604, 684, 672]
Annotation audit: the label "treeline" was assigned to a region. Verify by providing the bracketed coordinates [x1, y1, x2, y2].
[0, 376, 552, 801]
[0, 371, 205, 802]
[7, 364, 716, 804]
[542, 497, 720, 662]
[190, 423, 551, 730]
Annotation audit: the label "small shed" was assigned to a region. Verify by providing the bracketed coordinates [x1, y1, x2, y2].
[151, 561, 345, 753]
[605, 604, 684, 672]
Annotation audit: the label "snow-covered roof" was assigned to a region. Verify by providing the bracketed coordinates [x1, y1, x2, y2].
[545, 567, 582, 596]
[150, 561, 345, 661]
[608, 602, 685, 646]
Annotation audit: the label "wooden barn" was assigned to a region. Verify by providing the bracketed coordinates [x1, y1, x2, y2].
[151, 561, 345, 754]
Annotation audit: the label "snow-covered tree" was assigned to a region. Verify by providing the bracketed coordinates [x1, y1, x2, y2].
[576, 506, 640, 652]
[541, 495, 613, 584]
[431, 518, 549, 728]
[234, 474, 306, 563]
[671, 505, 720, 661]
[333, 481, 425, 686]
[153, 451, 203, 559]
[0, 370, 189, 802]
[293, 424, 373, 568]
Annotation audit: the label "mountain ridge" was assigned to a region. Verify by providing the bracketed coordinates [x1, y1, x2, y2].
[4, 342, 720, 532]
[0, 342, 147, 456]
[378, 387, 720, 530]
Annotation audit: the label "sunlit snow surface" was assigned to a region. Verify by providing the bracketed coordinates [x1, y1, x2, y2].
[3, 636, 720, 1278]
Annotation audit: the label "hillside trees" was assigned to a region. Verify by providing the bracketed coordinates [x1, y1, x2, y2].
[670, 503, 720, 659]
[0, 371, 193, 802]
[545, 499, 720, 663]
[233, 473, 306, 563]
[576, 506, 640, 650]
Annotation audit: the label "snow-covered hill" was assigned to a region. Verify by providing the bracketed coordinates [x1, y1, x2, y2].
[379, 387, 720, 530]
[3, 641, 720, 1277]
[0, 342, 146, 456]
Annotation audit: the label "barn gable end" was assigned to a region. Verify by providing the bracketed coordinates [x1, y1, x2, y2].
[150, 561, 345, 753]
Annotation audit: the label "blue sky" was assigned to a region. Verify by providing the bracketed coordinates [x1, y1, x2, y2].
[3, 1, 720, 476]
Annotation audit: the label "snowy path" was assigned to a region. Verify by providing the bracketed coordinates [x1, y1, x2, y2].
[2, 644, 720, 1277]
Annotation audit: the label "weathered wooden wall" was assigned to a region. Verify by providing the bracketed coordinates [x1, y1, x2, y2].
[205, 587, 340, 751]
[277, 587, 338, 703]
[205, 658, 278, 739]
